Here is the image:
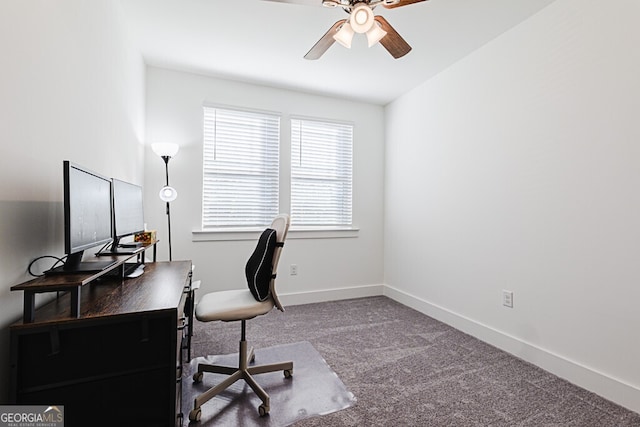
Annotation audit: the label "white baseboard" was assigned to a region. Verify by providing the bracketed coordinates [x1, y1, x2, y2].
[383, 285, 640, 415]
[279, 284, 384, 307]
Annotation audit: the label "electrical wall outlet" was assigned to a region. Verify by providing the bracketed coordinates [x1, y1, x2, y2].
[290, 264, 298, 276]
[502, 290, 514, 308]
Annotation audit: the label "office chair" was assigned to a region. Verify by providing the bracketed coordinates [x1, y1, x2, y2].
[188, 214, 292, 422]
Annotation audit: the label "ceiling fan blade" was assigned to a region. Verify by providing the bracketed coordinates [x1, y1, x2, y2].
[374, 16, 412, 59]
[304, 19, 346, 60]
[383, 0, 428, 9]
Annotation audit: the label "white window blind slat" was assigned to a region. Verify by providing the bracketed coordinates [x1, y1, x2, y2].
[202, 107, 280, 228]
[291, 118, 353, 227]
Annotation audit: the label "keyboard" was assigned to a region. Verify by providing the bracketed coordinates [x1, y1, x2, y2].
[119, 242, 143, 249]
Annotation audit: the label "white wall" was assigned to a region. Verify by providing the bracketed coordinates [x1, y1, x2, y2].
[144, 67, 385, 301]
[385, 0, 640, 413]
[0, 1, 145, 403]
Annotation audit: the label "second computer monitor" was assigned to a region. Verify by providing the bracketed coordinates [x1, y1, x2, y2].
[112, 178, 145, 250]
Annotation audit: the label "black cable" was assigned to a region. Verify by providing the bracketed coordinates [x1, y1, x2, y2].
[27, 255, 66, 277]
[97, 241, 112, 254]
[30, 240, 114, 276]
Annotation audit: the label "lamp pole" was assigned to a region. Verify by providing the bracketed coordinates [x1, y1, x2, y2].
[162, 155, 173, 262]
[152, 143, 179, 263]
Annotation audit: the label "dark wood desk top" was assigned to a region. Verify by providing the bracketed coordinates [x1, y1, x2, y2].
[11, 261, 192, 329]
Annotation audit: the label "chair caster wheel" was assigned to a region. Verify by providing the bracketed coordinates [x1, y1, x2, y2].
[258, 404, 270, 416]
[189, 407, 202, 422]
[284, 369, 293, 378]
[193, 372, 203, 383]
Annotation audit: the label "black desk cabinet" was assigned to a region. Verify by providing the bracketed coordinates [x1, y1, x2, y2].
[9, 261, 193, 427]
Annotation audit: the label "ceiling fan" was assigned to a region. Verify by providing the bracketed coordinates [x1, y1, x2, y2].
[266, 0, 427, 60]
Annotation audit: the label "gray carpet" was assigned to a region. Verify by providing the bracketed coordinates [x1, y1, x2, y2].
[187, 296, 640, 426]
[182, 341, 355, 426]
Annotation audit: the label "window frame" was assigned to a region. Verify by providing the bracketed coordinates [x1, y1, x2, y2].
[194, 108, 359, 241]
[201, 104, 281, 229]
[290, 116, 354, 228]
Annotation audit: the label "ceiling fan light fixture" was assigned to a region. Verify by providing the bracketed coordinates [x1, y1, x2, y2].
[350, 3, 374, 33]
[366, 22, 387, 47]
[333, 21, 354, 48]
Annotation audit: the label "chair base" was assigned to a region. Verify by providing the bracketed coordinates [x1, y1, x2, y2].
[189, 324, 293, 422]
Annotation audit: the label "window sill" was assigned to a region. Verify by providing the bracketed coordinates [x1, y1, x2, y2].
[192, 226, 359, 242]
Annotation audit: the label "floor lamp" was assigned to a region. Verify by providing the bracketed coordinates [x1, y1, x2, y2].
[152, 143, 179, 261]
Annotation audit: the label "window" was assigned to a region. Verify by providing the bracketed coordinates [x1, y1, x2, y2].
[291, 118, 353, 227]
[202, 106, 280, 228]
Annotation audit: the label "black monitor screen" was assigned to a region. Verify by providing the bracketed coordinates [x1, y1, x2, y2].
[112, 178, 144, 240]
[65, 161, 113, 254]
[44, 161, 117, 274]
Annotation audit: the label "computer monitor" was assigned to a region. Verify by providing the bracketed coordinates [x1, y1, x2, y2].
[111, 178, 145, 252]
[47, 161, 115, 274]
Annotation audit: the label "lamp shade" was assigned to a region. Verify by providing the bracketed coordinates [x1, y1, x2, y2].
[366, 22, 387, 47]
[159, 186, 178, 202]
[350, 3, 374, 34]
[333, 22, 355, 48]
[152, 143, 180, 158]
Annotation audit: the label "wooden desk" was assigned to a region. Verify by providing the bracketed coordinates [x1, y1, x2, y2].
[9, 261, 193, 427]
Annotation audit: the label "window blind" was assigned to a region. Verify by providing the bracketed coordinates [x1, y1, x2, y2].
[291, 118, 353, 226]
[202, 106, 280, 228]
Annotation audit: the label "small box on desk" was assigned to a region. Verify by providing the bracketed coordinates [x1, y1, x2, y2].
[134, 230, 156, 244]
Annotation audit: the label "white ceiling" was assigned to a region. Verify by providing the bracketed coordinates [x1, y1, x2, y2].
[118, 0, 556, 105]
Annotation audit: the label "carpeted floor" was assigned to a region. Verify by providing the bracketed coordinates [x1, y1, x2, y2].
[187, 296, 640, 426]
